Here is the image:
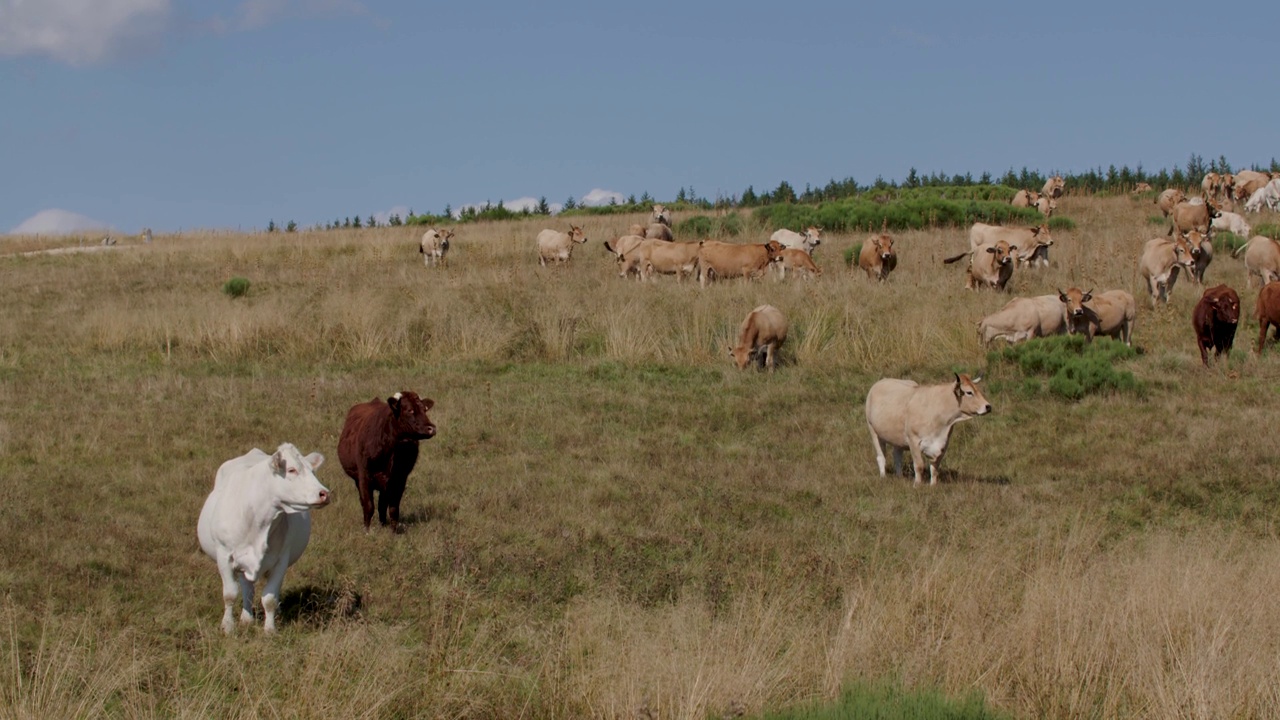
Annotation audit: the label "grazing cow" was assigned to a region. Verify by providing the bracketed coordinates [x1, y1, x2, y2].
[1212, 210, 1251, 239]
[1139, 236, 1197, 307]
[1169, 197, 1220, 238]
[773, 247, 823, 280]
[419, 228, 454, 267]
[729, 304, 788, 371]
[537, 226, 588, 266]
[769, 226, 822, 255]
[970, 223, 1054, 268]
[1035, 195, 1057, 217]
[197, 444, 331, 634]
[1010, 189, 1040, 207]
[1233, 170, 1271, 201]
[1192, 285, 1240, 367]
[645, 223, 674, 242]
[1183, 230, 1213, 284]
[627, 223, 648, 237]
[604, 234, 646, 261]
[651, 204, 671, 227]
[1255, 281, 1280, 353]
[1132, 182, 1153, 193]
[858, 233, 897, 281]
[1057, 287, 1137, 345]
[1157, 188, 1187, 217]
[338, 391, 437, 533]
[977, 294, 1066, 345]
[1042, 175, 1065, 199]
[696, 240, 782, 287]
[945, 240, 1018, 291]
[1245, 184, 1280, 213]
[637, 240, 701, 282]
[865, 373, 992, 485]
[1234, 235, 1280, 288]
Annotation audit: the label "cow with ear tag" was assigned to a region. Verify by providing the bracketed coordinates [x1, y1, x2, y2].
[864, 373, 992, 485]
[197, 443, 331, 634]
[338, 390, 437, 533]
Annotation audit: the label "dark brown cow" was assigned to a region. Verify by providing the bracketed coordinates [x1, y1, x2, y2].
[1256, 282, 1280, 353]
[1192, 285, 1240, 367]
[338, 391, 437, 532]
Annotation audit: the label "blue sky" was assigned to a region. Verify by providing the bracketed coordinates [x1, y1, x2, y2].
[2, 0, 1276, 234]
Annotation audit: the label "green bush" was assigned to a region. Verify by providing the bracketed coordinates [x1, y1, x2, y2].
[1255, 223, 1280, 240]
[845, 243, 861, 268]
[753, 680, 1012, 720]
[1048, 216, 1076, 231]
[675, 214, 742, 239]
[989, 334, 1141, 400]
[222, 277, 250, 299]
[756, 195, 1043, 233]
[1213, 231, 1248, 254]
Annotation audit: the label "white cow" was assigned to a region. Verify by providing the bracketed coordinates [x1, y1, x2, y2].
[419, 228, 454, 266]
[197, 444, 331, 634]
[536, 226, 588, 266]
[769, 226, 822, 255]
[1211, 210, 1251, 238]
[1245, 180, 1280, 213]
[865, 374, 992, 485]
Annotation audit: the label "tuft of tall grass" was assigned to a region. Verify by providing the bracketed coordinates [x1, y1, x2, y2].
[221, 276, 250, 298]
[1213, 231, 1248, 255]
[752, 681, 1012, 720]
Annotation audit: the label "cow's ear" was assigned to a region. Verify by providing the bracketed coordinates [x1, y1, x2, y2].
[1031, 226, 1041, 236]
[271, 451, 287, 477]
[986, 247, 997, 254]
[305, 452, 325, 471]
[422, 398, 435, 412]
[1082, 290, 1093, 302]
[387, 395, 401, 414]
[1058, 289, 1068, 302]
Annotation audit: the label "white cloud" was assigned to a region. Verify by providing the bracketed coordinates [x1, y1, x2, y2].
[579, 188, 625, 207]
[9, 209, 113, 235]
[0, 0, 171, 66]
[373, 205, 410, 226]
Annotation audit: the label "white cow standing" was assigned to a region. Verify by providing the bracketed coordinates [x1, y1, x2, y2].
[197, 443, 331, 634]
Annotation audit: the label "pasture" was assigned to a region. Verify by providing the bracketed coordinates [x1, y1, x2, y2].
[4, 194, 1280, 718]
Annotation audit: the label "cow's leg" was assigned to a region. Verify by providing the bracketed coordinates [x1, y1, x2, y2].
[764, 343, 776, 372]
[908, 440, 925, 485]
[215, 551, 240, 634]
[867, 424, 887, 477]
[1259, 320, 1271, 354]
[892, 448, 904, 477]
[236, 574, 256, 626]
[356, 467, 376, 531]
[382, 480, 406, 533]
[259, 561, 289, 634]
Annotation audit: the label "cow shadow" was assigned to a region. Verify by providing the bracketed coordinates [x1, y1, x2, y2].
[938, 468, 1012, 486]
[398, 501, 458, 528]
[279, 583, 363, 627]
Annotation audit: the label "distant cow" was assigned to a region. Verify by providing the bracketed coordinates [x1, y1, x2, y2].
[729, 304, 788, 371]
[419, 228, 454, 266]
[1139, 236, 1197, 307]
[773, 247, 822, 280]
[627, 223, 648, 237]
[1057, 287, 1136, 345]
[1212, 210, 1251, 239]
[1192, 284, 1240, 367]
[1034, 195, 1057, 217]
[1042, 175, 1065, 199]
[1233, 170, 1271, 201]
[603, 234, 645, 263]
[338, 391, 437, 533]
[1156, 189, 1186, 217]
[1010, 189, 1040, 207]
[1169, 198, 1220, 237]
[1245, 179, 1280, 213]
[865, 373, 992, 485]
[537, 226, 588, 266]
[770, 226, 822, 255]
[651, 204, 671, 227]
[977, 294, 1066, 345]
[858, 233, 897, 281]
[644, 223, 674, 242]
[1201, 172, 1221, 199]
[1234, 235, 1280, 288]
[969, 223, 1053, 268]
[1255, 281, 1280, 353]
[197, 444, 331, 634]
[637, 240, 701, 282]
[697, 240, 782, 287]
[1132, 182, 1152, 193]
[944, 239, 1018, 291]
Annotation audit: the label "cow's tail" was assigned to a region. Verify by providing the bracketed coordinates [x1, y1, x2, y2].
[942, 251, 971, 265]
[1232, 240, 1249, 259]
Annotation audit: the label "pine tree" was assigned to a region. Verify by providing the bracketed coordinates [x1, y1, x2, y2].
[353, 215, 362, 229]
[536, 196, 550, 215]
[286, 220, 297, 232]
[267, 220, 276, 232]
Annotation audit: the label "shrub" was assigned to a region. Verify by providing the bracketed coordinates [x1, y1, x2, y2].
[675, 214, 743, 239]
[1255, 223, 1280, 240]
[844, 244, 861, 268]
[756, 195, 1042, 233]
[989, 334, 1141, 400]
[222, 277, 250, 299]
[1048, 216, 1076, 231]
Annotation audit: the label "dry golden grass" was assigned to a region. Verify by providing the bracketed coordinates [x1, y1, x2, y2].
[3, 197, 1280, 718]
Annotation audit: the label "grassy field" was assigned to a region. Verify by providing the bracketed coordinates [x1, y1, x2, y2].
[3, 195, 1280, 718]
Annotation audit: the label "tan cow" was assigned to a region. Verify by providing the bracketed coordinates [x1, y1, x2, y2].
[1234, 170, 1270, 201]
[1233, 235, 1280, 288]
[865, 373, 992, 485]
[1010, 189, 1040, 207]
[604, 234, 645, 260]
[419, 228, 454, 266]
[645, 223, 674, 241]
[1169, 198, 1220, 238]
[1201, 172, 1221, 199]
[638, 240, 701, 282]
[858, 233, 897, 281]
[1139, 236, 1196, 307]
[1182, 230, 1213, 284]
[977, 295, 1066, 345]
[651, 204, 671, 227]
[769, 226, 822, 255]
[772, 248, 822, 280]
[627, 223, 648, 237]
[1156, 188, 1186, 217]
[969, 223, 1052, 268]
[1042, 175, 1065, 199]
[945, 240, 1018, 291]
[536, 226, 588, 266]
[1035, 196, 1057, 217]
[1132, 182, 1153, 193]
[729, 304, 787, 371]
[1057, 287, 1136, 345]
[697, 240, 782, 287]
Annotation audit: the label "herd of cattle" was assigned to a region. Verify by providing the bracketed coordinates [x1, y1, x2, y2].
[201, 173, 1280, 633]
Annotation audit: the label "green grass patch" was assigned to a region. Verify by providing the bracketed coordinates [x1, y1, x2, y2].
[989, 334, 1142, 401]
[752, 680, 1012, 720]
[1255, 223, 1280, 240]
[221, 276, 250, 298]
[1048, 216, 1076, 231]
[844, 243, 861, 268]
[675, 213, 743, 239]
[1147, 215, 1168, 225]
[757, 195, 1042, 233]
[1214, 231, 1248, 254]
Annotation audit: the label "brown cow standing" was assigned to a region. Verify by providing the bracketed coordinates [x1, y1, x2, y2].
[338, 391, 437, 532]
[1256, 282, 1280, 353]
[1192, 285, 1240, 367]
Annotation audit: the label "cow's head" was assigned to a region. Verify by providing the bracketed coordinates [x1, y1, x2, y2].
[803, 226, 823, 249]
[1058, 287, 1094, 327]
[953, 374, 992, 416]
[388, 391, 437, 441]
[568, 226, 588, 244]
[764, 240, 784, 259]
[1035, 197, 1057, 217]
[871, 233, 895, 260]
[651, 205, 670, 226]
[268, 443, 331, 513]
[985, 240, 1015, 266]
[1203, 286, 1241, 325]
[1172, 235, 1199, 273]
[1206, 198, 1222, 219]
